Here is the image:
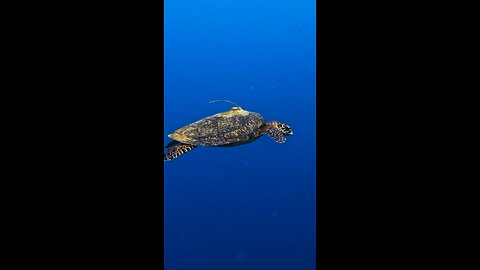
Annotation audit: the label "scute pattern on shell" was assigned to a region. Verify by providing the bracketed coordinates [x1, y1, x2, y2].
[169, 110, 265, 146]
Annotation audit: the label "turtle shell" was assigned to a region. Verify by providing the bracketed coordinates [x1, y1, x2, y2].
[168, 107, 265, 146]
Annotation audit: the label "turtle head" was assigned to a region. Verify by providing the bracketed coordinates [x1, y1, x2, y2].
[273, 122, 293, 136]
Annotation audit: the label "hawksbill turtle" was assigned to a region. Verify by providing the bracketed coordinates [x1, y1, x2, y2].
[164, 101, 293, 161]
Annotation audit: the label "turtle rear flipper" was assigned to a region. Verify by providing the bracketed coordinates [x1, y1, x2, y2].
[164, 143, 196, 161]
[165, 140, 180, 149]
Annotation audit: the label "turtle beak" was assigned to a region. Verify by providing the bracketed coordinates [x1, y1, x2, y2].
[284, 126, 293, 135]
[283, 128, 293, 136]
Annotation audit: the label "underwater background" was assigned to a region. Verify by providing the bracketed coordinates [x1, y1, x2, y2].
[164, 0, 316, 269]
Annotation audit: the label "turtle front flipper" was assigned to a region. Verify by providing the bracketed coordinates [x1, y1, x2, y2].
[263, 121, 293, 143]
[164, 143, 197, 161]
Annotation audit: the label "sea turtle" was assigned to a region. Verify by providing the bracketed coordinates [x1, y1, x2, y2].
[164, 101, 293, 161]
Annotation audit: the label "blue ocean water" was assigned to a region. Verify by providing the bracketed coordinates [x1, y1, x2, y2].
[164, 1, 316, 269]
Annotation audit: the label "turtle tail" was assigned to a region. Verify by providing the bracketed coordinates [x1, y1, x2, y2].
[164, 143, 197, 161]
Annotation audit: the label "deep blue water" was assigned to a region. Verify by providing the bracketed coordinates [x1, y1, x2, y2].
[164, 1, 316, 269]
